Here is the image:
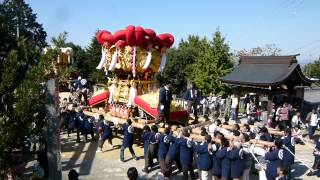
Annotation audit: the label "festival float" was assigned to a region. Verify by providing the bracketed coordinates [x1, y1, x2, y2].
[88, 25, 188, 123]
[84, 26, 281, 145]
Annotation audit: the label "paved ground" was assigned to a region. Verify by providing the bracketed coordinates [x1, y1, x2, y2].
[58, 128, 319, 180]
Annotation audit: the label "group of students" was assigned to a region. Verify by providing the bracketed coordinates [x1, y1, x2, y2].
[113, 117, 320, 180]
[60, 101, 96, 143]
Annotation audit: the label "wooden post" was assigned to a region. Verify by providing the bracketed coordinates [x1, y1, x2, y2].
[45, 78, 62, 180]
[267, 93, 273, 116]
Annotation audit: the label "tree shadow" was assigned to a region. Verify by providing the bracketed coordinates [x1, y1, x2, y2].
[61, 132, 98, 177]
[291, 161, 309, 178]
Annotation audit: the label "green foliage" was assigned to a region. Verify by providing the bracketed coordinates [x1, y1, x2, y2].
[82, 34, 107, 83]
[304, 59, 320, 86]
[191, 31, 233, 95]
[0, 0, 47, 176]
[51, 31, 68, 47]
[157, 32, 233, 96]
[157, 35, 208, 94]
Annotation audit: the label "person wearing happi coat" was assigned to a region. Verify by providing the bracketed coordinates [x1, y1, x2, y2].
[265, 139, 283, 180]
[141, 125, 152, 169]
[165, 133, 182, 177]
[143, 125, 159, 173]
[281, 128, 295, 180]
[96, 118, 113, 152]
[228, 141, 244, 180]
[120, 119, 138, 162]
[157, 127, 172, 176]
[216, 138, 231, 180]
[195, 134, 214, 180]
[178, 131, 196, 180]
[211, 138, 222, 180]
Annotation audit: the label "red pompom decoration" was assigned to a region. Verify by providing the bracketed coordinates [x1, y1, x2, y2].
[101, 32, 115, 45]
[115, 40, 127, 49]
[96, 30, 110, 44]
[144, 28, 156, 48]
[158, 33, 174, 48]
[114, 30, 126, 42]
[135, 26, 145, 47]
[153, 36, 162, 50]
[126, 25, 136, 46]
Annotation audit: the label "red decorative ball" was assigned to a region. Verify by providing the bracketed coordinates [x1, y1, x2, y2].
[126, 25, 136, 46]
[135, 26, 145, 47]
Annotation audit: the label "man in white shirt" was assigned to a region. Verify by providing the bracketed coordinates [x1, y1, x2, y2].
[231, 94, 239, 121]
[291, 112, 301, 128]
[307, 108, 319, 140]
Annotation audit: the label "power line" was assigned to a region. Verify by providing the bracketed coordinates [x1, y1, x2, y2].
[287, 39, 320, 54]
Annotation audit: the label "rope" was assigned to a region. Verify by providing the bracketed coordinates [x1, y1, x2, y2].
[282, 145, 314, 171]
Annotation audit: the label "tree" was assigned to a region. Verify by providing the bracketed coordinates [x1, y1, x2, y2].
[83, 34, 107, 83]
[304, 59, 320, 86]
[0, 0, 47, 177]
[156, 35, 208, 94]
[236, 44, 282, 56]
[191, 30, 233, 95]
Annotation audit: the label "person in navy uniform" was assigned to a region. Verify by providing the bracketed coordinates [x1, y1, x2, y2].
[157, 82, 172, 126]
[281, 128, 295, 179]
[312, 138, 320, 170]
[195, 134, 214, 180]
[178, 131, 196, 180]
[265, 139, 283, 180]
[184, 83, 202, 124]
[143, 125, 159, 173]
[216, 138, 231, 180]
[75, 108, 86, 142]
[141, 125, 151, 170]
[259, 127, 273, 142]
[165, 132, 182, 177]
[158, 127, 172, 176]
[96, 117, 113, 152]
[120, 119, 138, 162]
[83, 117, 95, 142]
[67, 110, 76, 137]
[211, 132, 222, 179]
[239, 133, 252, 180]
[228, 140, 244, 180]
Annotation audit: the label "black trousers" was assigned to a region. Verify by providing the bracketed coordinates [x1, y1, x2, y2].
[145, 144, 158, 170]
[165, 155, 182, 177]
[120, 145, 136, 161]
[159, 158, 166, 175]
[182, 164, 195, 180]
[84, 130, 95, 141]
[187, 101, 198, 120]
[98, 137, 112, 149]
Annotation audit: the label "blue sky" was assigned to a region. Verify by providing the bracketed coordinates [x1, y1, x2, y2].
[26, 0, 320, 64]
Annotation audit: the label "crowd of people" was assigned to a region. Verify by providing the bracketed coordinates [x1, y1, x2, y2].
[56, 80, 320, 180]
[121, 117, 320, 180]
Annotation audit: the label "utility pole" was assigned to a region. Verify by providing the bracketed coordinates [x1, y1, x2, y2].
[45, 77, 62, 180]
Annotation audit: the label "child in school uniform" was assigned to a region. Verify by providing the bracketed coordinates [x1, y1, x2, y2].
[281, 128, 295, 179]
[120, 119, 138, 162]
[228, 140, 244, 180]
[165, 133, 182, 177]
[141, 125, 151, 170]
[265, 139, 283, 180]
[158, 127, 172, 176]
[143, 125, 159, 173]
[216, 138, 231, 180]
[96, 118, 113, 152]
[195, 134, 214, 180]
[178, 131, 196, 180]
